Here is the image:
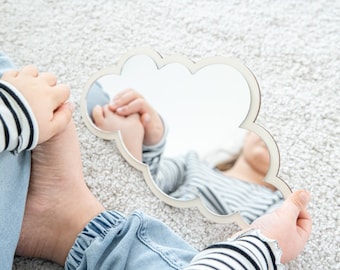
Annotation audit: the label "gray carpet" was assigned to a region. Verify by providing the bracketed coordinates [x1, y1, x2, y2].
[1, 0, 339, 269]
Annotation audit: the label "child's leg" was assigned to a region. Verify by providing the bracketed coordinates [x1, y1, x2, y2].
[65, 210, 197, 270]
[0, 152, 31, 269]
[0, 51, 16, 75]
[0, 51, 32, 270]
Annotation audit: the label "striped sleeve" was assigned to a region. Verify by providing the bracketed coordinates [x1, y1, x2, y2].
[142, 129, 167, 180]
[184, 229, 284, 270]
[0, 80, 38, 153]
[142, 121, 190, 194]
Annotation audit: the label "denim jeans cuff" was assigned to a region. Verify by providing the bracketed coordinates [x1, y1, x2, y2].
[65, 210, 125, 269]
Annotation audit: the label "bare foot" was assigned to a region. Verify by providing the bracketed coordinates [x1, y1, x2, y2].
[16, 121, 105, 266]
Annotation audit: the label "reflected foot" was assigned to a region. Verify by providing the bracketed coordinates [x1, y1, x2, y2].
[16, 121, 104, 265]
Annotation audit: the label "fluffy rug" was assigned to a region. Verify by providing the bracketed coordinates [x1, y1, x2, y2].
[1, 0, 338, 269]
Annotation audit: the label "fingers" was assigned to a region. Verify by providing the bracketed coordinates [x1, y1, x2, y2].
[113, 88, 139, 103]
[293, 190, 310, 210]
[51, 84, 71, 106]
[38, 71, 71, 114]
[2, 66, 60, 88]
[114, 97, 146, 116]
[39, 72, 57, 86]
[1, 69, 19, 79]
[297, 207, 312, 240]
[2, 65, 39, 79]
[21, 65, 39, 77]
[34, 70, 70, 106]
[2, 65, 40, 80]
[20, 66, 58, 86]
[290, 191, 312, 253]
[296, 194, 312, 241]
[281, 190, 311, 221]
[110, 89, 144, 112]
[50, 102, 74, 136]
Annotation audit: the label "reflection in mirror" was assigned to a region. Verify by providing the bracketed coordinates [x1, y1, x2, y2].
[82, 49, 290, 226]
[87, 55, 251, 158]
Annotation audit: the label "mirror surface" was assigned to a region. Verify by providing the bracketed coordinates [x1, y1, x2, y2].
[81, 49, 291, 227]
[88, 55, 250, 158]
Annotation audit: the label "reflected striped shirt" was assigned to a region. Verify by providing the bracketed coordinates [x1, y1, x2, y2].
[143, 124, 283, 224]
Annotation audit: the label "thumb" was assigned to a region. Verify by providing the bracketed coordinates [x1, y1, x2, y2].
[293, 191, 312, 241]
[141, 113, 151, 127]
[50, 102, 74, 135]
[291, 190, 310, 209]
[281, 190, 310, 220]
[92, 105, 105, 125]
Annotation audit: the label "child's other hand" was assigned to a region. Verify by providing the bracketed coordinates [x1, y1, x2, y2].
[2, 65, 73, 144]
[109, 88, 163, 146]
[249, 190, 312, 263]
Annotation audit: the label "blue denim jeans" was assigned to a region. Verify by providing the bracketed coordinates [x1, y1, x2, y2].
[71, 84, 198, 269]
[86, 80, 110, 119]
[0, 53, 197, 269]
[0, 52, 31, 270]
[66, 210, 197, 270]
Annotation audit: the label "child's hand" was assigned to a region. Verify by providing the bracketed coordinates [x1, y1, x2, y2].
[109, 89, 164, 146]
[92, 105, 144, 161]
[249, 190, 312, 263]
[2, 65, 73, 144]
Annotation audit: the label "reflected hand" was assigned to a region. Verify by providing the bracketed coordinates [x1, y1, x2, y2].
[249, 190, 312, 263]
[2, 65, 73, 144]
[92, 105, 144, 161]
[109, 88, 164, 146]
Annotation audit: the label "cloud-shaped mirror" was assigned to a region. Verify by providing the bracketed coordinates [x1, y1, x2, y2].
[81, 48, 291, 228]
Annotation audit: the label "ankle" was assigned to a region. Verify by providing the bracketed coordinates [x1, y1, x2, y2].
[50, 188, 105, 265]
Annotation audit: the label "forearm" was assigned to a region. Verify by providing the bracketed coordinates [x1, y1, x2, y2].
[120, 127, 144, 161]
[142, 119, 168, 177]
[0, 80, 38, 153]
[142, 122, 188, 193]
[184, 229, 284, 270]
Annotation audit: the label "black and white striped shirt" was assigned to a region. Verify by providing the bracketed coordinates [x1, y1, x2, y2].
[0, 80, 38, 153]
[184, 229, 284, 270]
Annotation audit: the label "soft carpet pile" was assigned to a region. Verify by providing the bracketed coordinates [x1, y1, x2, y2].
[1, 1, 338, 269]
